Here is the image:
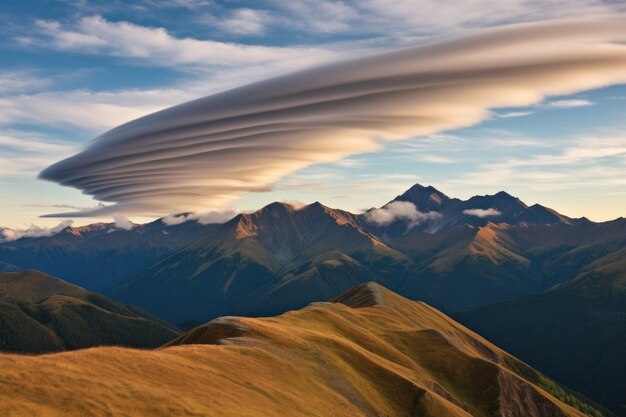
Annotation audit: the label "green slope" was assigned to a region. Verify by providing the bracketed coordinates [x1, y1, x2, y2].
[0, 270, 180, 353]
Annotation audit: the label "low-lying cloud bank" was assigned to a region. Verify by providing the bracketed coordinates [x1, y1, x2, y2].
[0, 220, 73, 242]
[365, 201, 441, 228]
[463, 208, 502, 218]
[39, 16, 626, 218]
[161, 209, 238, 226]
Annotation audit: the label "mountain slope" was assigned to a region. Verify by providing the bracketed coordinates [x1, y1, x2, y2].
[389, 215, 626, 311]
[0, 284, 606, 417]
[0, 219, 219, 293]
[116, 202, 410, 323]
[457, 249, 626, 416]
[0, 270, 179, 353]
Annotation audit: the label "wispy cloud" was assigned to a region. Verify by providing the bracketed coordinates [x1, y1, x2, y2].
[543, 99, 594, 109]
[19, 15, 339, 69]
[0, 132, 75, 177]
[211, 8, 271, 36]
[0, 71, 49, 94]
[463, 208, 502, 217]
[495, 110, 535, 118]
[449, 132, 626, 192]
[37, 16, 626, 217]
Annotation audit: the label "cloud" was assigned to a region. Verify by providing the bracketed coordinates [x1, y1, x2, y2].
[214, 8, 271, 35]
[113, 215, 135, 230]
[0, 71, 49, 95]
[0, 87, 197, 132]
[448, 132, 626, 194]
[161, 213, 191, 226]
[38, 16, 626, 218]
[495, 111, 535, 118]
[0, 132, 76, 177]
[463, 208, 502, 217]
[0, 220, 73, 242]
[365, 201, 441, 228]
[280, 200, 308, 210]
[543, 99, 594, 108]
[162, 209, 237, 225]
[21, 15, 336, 68]
[23, 203, 105, 211]
[2, 16, 349, 133]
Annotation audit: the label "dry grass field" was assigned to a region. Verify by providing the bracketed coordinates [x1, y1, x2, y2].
[0, 283, 604, 417]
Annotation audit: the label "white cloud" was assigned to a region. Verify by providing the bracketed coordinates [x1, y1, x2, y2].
[0, 220, 73, 242]
[21, 15, 337, 68]
[162, 209, 237, 225]
[113, 215, 135, 230]
[0, 72, 49, 95]
[495, 111, 535, 118]
[463, 208, 502, 217]
[365, 201, 441, 227]
[0, 88, 193, 132]
[543, 99, 594, 108]
[161, 213, 191, 226]
[214, 8, 271, 35]
[281, 200, 308, 210]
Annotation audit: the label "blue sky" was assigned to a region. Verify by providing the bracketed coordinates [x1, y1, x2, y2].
[2, 0, 626, 231]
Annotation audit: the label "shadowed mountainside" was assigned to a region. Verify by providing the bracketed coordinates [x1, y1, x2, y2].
[0, 218, 219, 293]
[457, 248, 626, 416]
[116, 202, 410, 323]
[0, 270, 179, 353]
[0, 283, 608, 417]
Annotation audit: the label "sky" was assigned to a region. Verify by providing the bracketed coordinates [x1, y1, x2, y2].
[2, 0, 626, 232]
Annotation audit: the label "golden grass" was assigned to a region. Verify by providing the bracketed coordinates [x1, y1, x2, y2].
[0, 284, 595, 417]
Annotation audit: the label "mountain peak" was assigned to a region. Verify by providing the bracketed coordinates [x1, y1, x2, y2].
[333, 282, 386, 308]
[393, 183, 450, 211]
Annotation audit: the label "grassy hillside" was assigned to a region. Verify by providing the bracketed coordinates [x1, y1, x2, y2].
[0, 270, 179, 353]
[457, 249, 626, 416]
[0, 283, 607, 417]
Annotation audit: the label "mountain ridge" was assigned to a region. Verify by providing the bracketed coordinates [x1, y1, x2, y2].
[0, 270, 179, 353]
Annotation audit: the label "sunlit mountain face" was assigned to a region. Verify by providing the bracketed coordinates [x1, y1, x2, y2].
[2, 2, 626, 417]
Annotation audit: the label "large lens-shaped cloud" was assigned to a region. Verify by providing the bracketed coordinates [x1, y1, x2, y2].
[40, 16, 626, 217]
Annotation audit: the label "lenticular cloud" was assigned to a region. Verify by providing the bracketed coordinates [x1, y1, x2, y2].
[40, 16, 626, 217]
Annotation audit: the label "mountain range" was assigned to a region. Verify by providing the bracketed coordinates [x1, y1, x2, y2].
[0, 219, 218, 293]
[0, 284, 609, 417]
[2, 182, 625, 414]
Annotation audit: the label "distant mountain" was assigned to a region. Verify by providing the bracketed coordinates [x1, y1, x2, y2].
[388, 217, 626, 310]
[457, 246, 626, 416]
[362, 183, 579, 239]
[0, 218, 219, 293]
[0, 270, 179, 353]
[116, 202, 410, 323]
[0, 283, 608, 417]
[105, 183, 626, 324]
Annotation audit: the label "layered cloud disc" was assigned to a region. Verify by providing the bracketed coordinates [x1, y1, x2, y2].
[40, 16, 626, 217]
